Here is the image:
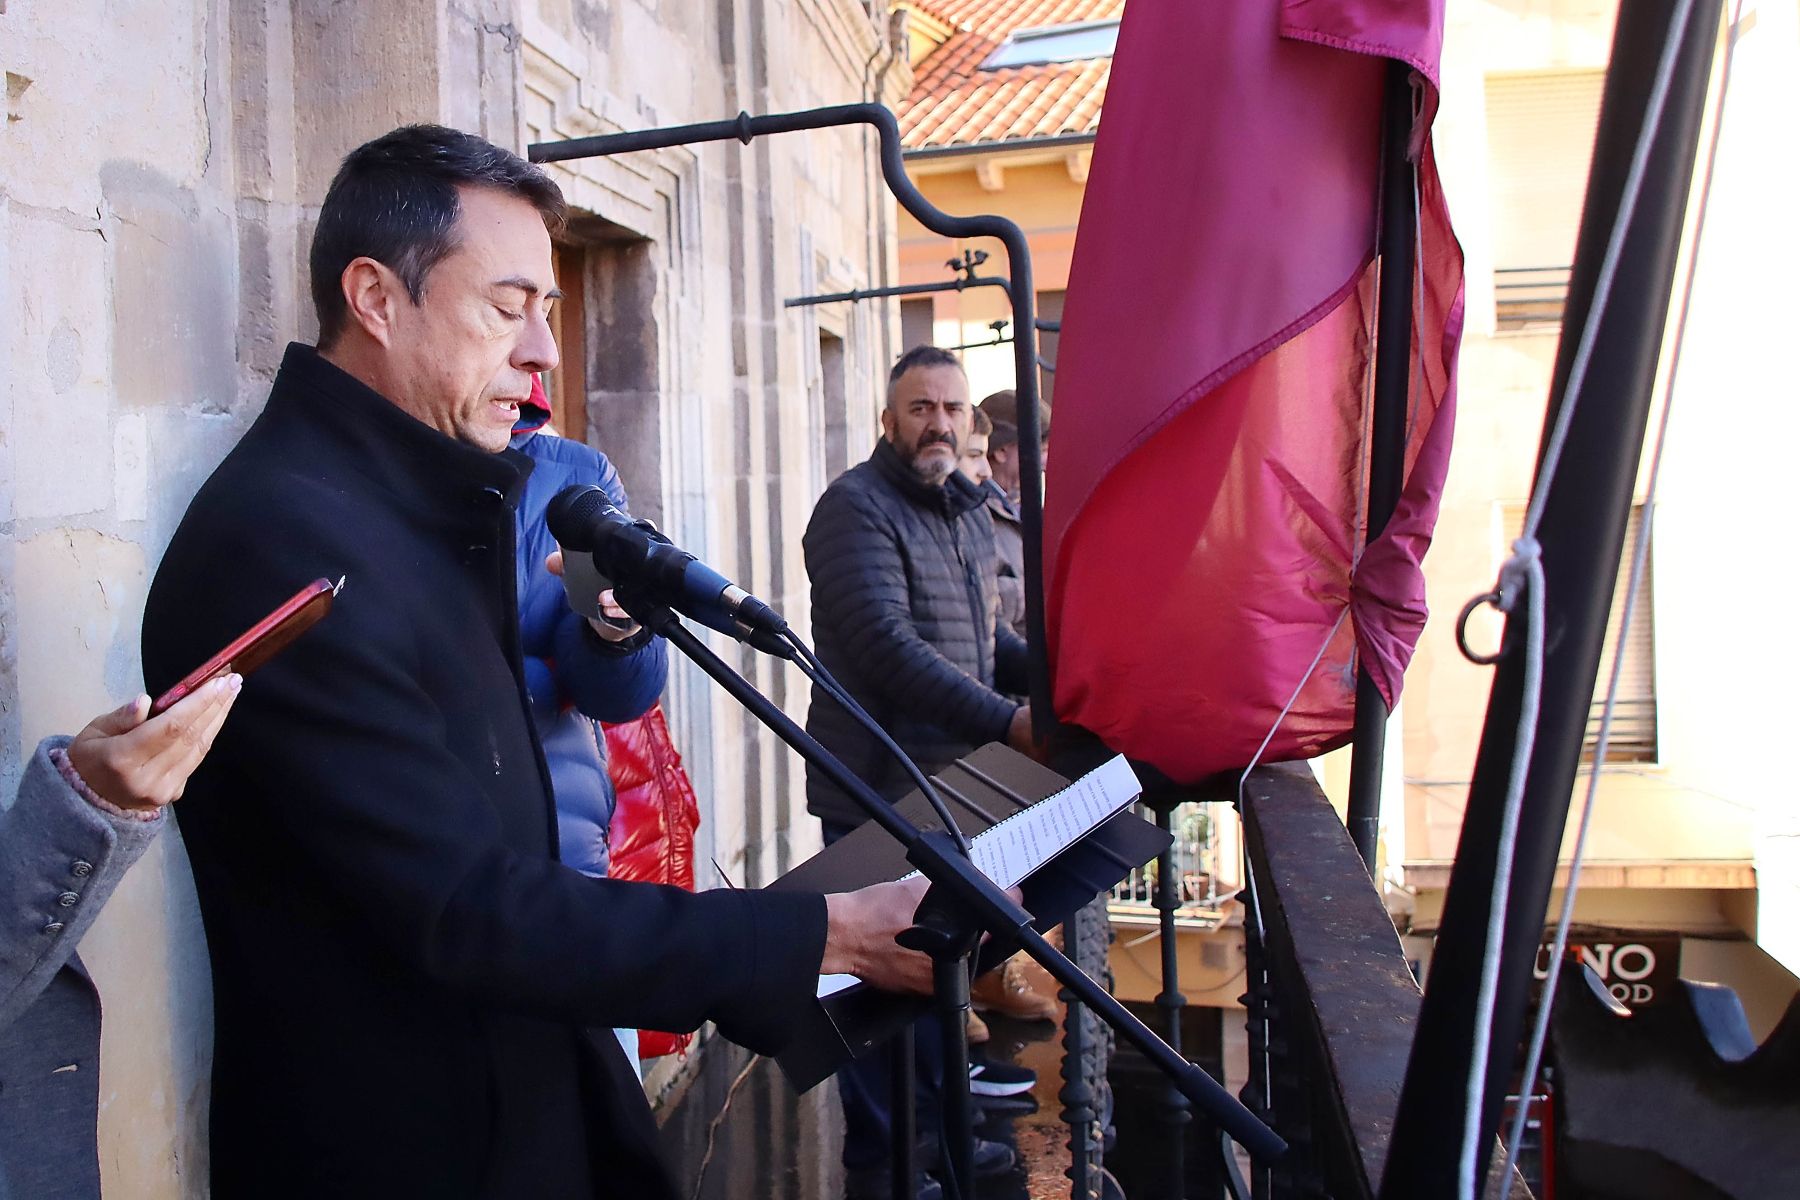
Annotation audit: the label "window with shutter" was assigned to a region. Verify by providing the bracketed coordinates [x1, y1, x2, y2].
[900, 297, 936, 352]
[1502, 503, 1658, 763]
[1485, 70, 1606, 330]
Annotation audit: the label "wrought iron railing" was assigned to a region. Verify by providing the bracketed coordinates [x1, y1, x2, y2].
[1107, 799, 1239, 925]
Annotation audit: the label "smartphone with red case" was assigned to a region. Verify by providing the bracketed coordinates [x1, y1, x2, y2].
[149, 576, 343, 716]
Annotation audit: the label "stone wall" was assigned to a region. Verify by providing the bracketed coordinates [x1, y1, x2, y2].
[520, 0, 908, 892]
[1, 0, 905, 1192]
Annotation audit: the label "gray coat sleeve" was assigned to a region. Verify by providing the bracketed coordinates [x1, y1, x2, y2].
[0, 736, 166, 1030]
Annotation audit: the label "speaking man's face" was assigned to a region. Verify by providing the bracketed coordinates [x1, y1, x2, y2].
[383, 186, 562, 453]
[882, 364, 971, 486]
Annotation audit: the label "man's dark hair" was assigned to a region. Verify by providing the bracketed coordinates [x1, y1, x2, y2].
[888, 345, 963, 384]
[310, 124, 568, 348]
[972, 408, 993, 437]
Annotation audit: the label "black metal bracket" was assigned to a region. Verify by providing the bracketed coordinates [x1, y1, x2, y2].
[946, 319, 1011, 353]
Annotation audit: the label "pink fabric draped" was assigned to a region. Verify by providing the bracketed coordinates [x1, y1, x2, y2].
[1043, 0, 1463, 781]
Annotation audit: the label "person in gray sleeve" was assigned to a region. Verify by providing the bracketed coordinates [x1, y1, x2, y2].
[0, 674, 242, 1200]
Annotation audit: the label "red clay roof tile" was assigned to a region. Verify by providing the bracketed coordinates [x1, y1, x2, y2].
[901, 0, 1120, 151]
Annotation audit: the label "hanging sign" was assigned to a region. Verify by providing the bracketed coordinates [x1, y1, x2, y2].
[1534, 936, 1681, 1009]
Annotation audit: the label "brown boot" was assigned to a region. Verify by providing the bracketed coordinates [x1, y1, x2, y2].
[965, 1007, 990, 1045]
[971, 955, 1060, 1023]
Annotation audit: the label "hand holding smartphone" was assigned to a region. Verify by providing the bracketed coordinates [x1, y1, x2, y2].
[149, 576, 343, 716]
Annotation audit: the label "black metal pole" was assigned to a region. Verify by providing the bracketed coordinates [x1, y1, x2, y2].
[1148, 798, 1190, 1199]
[1379, 2, 1716, 1195]
[530, 105, 1054, 738]
[784, 272, 1059, 335]
[935, 956, 977, 1197]
[1345, 59, 1420, 873]
[1058, 903, 1095, 1200]
[783, 274, 1012, 309]
[890, 1028, 916, 1200]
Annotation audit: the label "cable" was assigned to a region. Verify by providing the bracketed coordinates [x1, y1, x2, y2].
[688, 1052, 764, 1200]
[784, 628, 969, 855]
[781, 627, 973, 856]
[1457, 4, 1698, 1195]
[1498, 0, 1743, 1184]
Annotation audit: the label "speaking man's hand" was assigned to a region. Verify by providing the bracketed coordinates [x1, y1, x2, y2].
[822, 877, 934, 995]
[820, 876, 1027, 995]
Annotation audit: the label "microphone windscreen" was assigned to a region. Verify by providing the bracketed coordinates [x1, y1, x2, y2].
[546, 485, 611, 550]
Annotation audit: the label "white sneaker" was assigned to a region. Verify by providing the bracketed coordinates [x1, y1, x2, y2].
[968, 1061, 1036, 1097]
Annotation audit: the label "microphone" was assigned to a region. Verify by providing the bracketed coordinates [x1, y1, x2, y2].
[546, 485, 787, 641]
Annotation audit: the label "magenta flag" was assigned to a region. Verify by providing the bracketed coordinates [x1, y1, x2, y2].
[1044, 0, 1463, 781]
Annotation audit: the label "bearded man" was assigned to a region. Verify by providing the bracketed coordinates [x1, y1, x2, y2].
[801, 344, 1034, 1198]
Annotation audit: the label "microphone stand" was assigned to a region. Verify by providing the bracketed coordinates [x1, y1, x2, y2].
[613, 590, 1287, 1193]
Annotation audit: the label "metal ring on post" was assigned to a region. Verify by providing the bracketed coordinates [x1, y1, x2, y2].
[1454, 591, 1508, 665]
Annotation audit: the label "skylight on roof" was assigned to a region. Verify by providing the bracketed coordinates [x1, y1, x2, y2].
[980, 19, 1120, 70]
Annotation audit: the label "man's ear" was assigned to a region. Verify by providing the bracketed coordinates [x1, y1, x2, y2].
[340, 257, 402, 348]
[879, 406, 896, 440]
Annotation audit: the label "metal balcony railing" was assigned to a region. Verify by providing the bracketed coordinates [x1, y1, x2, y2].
[1107, 799, 1240, 929]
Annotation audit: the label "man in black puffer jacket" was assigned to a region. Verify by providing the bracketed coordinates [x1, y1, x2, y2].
[802, 345, 1035, 1198]
[804, 346, 1033, 828]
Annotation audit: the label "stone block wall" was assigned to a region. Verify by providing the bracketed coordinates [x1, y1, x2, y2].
[1, 0, 904, 1191]
[520, 0, 907, 895]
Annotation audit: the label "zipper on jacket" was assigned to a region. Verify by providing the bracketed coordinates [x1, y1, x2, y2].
[949, 518, 989, 679]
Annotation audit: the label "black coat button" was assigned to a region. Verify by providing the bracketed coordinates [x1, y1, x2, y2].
[71, 860, 93, 878]
[43, 922, 65, 934]
[57, 892, 79, 907]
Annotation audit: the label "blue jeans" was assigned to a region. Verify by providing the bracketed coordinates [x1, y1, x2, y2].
[822, 821, 946, 1172]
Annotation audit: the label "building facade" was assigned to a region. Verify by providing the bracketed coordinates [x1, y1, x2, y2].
[892, 0, 1115, 403]
[1384, 0, 1800, 1043]
[894, 4, 1800, 1190]
[1, 1, 909, 1193]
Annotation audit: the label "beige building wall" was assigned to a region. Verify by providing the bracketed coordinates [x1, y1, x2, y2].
[892, 0, 1800, 1029]
[2, 0, 905, 1193]
[1394, 0, 1800, 1016]
[897, 151, 1087, 400]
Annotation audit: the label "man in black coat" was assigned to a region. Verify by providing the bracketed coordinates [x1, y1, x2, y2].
[802, 346, 1035, 1197]
[141, 125, 929, 1199]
